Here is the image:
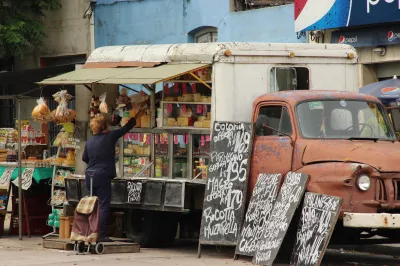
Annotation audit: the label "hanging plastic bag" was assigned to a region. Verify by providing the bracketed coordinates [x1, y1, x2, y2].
[99, 93, 108, 113]
[53, 90, 73, 103]
[32, 97, 51, 123]
[52, 90, 76, 124]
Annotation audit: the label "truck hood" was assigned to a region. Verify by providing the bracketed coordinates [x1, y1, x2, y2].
[302, 140, 400, 172]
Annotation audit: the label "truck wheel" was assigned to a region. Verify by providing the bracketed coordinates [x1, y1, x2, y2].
[160, 213, 179, 247]
[125, 210, 161, 247]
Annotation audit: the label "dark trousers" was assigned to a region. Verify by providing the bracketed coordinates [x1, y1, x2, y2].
[85, 170, 111, 239]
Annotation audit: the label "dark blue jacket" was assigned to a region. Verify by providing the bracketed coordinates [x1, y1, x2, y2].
[82, 118, 136, 178]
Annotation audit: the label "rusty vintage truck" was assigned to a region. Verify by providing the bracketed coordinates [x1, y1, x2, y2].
[251, 90, 400, 241]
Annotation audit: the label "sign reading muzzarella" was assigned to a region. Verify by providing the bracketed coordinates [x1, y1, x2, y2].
[253, 172, 309, 266]
[235, 173, 281, 256]
[199, 121, 254, 245]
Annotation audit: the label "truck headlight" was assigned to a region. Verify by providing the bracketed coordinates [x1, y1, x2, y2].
[357, 175, 371, 191]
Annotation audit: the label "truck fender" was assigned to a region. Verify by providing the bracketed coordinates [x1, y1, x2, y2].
[297, 162, 380, 215]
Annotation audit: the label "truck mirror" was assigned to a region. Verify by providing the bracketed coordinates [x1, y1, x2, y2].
[389, 102, 400, 134]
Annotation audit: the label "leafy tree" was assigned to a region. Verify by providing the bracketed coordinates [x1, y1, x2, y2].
[0, 0, 61, 58]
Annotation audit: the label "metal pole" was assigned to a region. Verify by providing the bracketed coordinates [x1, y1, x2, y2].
[17, 98, 22, 240]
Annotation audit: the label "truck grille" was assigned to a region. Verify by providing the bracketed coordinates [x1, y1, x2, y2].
[376, 179, 387, 201]
[394, 179, 400, 201]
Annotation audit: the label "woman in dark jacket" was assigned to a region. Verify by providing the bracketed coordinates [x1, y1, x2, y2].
[82, 113, 139, 242]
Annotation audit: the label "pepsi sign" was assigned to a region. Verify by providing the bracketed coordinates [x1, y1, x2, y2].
[331, 24, 400, 47]
[295, 0, 400, 32]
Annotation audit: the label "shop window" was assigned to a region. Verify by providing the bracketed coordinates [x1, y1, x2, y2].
[192, 27, 218, 43]
[256, 106, 292, 136]
[123, 133, 151, 177]
[154, 133, 169, 178]
[173, 134, 189, 178]
[232, 0, 294, 11]
[193, 134, 211, 180]
[270, 67, 309, 91]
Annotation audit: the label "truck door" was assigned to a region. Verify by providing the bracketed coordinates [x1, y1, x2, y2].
[249, 103, 294, 195]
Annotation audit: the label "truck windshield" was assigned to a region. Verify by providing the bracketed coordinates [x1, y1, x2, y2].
[297, 100, 396, 141]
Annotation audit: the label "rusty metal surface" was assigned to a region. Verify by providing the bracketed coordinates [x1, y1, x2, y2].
[249, 90, 400, 220]
[302, 140, 400, 172]
[252, 90, 381, 111]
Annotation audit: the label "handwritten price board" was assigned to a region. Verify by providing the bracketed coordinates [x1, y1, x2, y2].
[199, 121, 254, 246]
[235, 173, 281, 257]
[0, 167, 15, 189]
[126, 180, 143, 204]
[12, 168, 34, 190]
[253, 172, 309, 266]
[290, 193, 342, 266]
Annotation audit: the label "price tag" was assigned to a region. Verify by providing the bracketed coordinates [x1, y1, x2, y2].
[192, 83, 197, 93]
[182, 83, 187, 94]
[174, 135, 179, 145]
[201, 135, 205, 146]
[197, 105, 203, 114]
[12, 168, 34, 190]
[167, 104, 173, 113]
[0, 167, 15, 189]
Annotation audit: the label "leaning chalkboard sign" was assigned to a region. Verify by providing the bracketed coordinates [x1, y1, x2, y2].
[291, 193, 342, 266]
[253, 172, 309, 266]
[235, 173, 281, 257]
[198, 121, 254, 254]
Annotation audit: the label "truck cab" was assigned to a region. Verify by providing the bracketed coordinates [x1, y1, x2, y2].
[250, 90, 400, 238]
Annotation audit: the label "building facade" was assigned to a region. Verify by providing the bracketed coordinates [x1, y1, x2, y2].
[294, 0, 400, 87]
[94, 0, 305, 47]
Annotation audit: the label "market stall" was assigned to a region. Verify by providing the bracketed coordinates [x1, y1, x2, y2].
[0, 89, 80, 239]
[38, 63, 213, 219]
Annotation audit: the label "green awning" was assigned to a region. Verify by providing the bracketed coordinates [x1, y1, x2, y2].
[98, 63, 210, 84]
[37, 63, 210, 85]
[37, 68, 137, 85]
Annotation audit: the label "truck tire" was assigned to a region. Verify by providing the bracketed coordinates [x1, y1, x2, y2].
[125, 210, 161, 247]
[160, 213, 179, 247]
[125, 210, 179, 248]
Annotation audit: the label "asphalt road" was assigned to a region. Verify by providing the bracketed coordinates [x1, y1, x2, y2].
[0, 237, 400, 266]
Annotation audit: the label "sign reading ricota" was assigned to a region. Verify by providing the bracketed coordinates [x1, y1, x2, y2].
[199, 121, 254, 245]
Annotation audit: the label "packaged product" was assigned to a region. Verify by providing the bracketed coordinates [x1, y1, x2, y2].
[99, 93, 108, 113]
[32, 97, 51, 123]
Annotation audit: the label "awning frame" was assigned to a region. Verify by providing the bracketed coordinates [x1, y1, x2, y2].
[37, 63, 212, 89]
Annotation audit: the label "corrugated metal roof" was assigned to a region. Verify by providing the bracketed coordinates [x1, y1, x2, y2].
[85, 42, 358, 66]
[37, 68, 136, 85]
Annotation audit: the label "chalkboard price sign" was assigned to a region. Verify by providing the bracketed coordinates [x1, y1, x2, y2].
[253, 172, 309, 266]
[235, 173, 281, 256]
[290, 193, 342, 266]
[126, 181, 143, 204]
[199, 121, 254, 246]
